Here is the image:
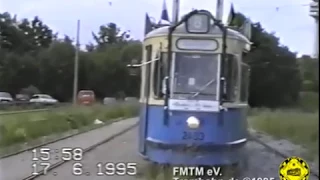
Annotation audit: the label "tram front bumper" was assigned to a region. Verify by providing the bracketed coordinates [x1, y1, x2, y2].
[144, 138, 247, 166]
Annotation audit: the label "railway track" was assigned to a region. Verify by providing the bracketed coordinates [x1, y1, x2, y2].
[0, 102, 71, 111]
[0, 108, 57, 116]
[22, 122, 139, 180]
[0, 103, 71, 120]
[1, 118, 318, 180]
[0, 117, 139, 180]
[250, 135, 319, 178]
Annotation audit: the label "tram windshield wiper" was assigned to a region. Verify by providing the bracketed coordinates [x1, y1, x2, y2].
[189, 78, 216, 98]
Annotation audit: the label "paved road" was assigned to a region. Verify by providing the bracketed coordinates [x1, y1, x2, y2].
[35, 124, 143, 180]
[1, 116, 317, 180]
[0, 118, 138, 180]
[34, 127, 319, 180]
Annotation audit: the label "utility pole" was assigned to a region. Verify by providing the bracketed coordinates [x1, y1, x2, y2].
[0, 17, 3, 49]
[216, 0, 224, 21]
[73, 20, 80, 105]
[310, 0, 319, 59]
[172, 0, 180, 25]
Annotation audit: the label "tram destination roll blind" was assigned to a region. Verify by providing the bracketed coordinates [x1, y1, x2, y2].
[168, 99, 220, 112]
[176, 39, 218, 51]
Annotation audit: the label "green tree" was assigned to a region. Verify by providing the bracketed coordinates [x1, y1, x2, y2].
[36, 40, 75, 100]
[0, 12, 25, 52]
[17, 16, 55, 51]
[233, 13, 301, 107]
[0, 13, 55, 53]
[1, 14, 143, 100]
[1, 11, 303, 107]
[298, 55, 319, 92]
[0, 50, 39, 93]
[92, 22, 131, 50]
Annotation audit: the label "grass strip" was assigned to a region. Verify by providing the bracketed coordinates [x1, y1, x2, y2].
[0, 103, 139, 148]
[0, 118, 125, 158]
[248, 108, 319, 161]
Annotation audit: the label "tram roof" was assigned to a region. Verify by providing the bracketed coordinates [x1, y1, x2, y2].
[145, 24, 251, 44]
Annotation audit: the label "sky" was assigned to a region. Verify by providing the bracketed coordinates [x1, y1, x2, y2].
[0, 0, 316, 56]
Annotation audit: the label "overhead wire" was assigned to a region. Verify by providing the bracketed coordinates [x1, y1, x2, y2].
[99, 1, 315, 57]
[238, 3, 309, 10]
[232, 1, 315, 57]
[235, 3, 312, 30]
[233, 2, 312, 68]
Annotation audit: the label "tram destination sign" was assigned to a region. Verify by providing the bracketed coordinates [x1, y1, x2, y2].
[168, 99, 220, 112]
[176, 39, 219, 51]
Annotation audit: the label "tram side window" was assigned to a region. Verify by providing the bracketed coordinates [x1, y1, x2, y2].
[223, 54, 238, 102]
[240, 63, 250, 102]
[153, 53, 167, 99]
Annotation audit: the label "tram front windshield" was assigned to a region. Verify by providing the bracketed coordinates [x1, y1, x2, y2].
[173, 53, 218, 99]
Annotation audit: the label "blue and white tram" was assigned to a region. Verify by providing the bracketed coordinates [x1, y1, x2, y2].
[128, 9, 252, 166]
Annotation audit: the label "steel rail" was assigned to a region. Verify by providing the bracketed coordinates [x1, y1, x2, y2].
[249, 135, 319, 178]
[0, 104, 70, 115]
[0, 109, 50, 115]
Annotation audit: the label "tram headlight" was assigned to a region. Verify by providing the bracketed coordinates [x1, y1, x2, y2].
[186, 13, 210, 33]
[186, 116, 200, 129]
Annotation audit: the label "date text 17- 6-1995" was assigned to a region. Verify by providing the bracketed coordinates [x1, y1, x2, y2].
[73, 162, 137, 176]
[31, 147, 83, 175]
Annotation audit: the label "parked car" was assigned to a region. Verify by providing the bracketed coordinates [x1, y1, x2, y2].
[15, 94, 30, 102]
[103, 97, 116, 105]
[124, 97, 138, 102]
[77, 90, 95, 105]
[29, 94, 58, 105]
[0, 92, 13, 103]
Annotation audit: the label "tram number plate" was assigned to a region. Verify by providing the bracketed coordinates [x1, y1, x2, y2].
[182, 131, 205, 140]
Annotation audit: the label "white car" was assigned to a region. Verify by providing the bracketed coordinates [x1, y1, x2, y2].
[124, 97, 138, 102]
[29, 94, 58, 105]
[0, 92, 13, 103]
[103, 97, 116, 105]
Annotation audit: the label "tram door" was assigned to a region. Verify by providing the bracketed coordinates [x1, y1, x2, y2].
[139, 45, 152, 155]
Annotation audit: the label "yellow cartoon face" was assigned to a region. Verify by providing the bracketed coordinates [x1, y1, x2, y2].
[279, 156, 310, 180]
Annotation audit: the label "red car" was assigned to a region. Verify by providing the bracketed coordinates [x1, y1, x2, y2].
[77, 90, 95, 105]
